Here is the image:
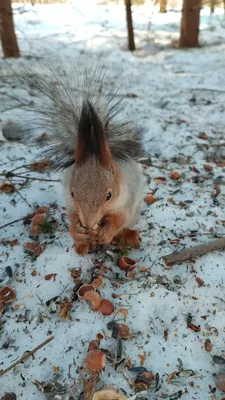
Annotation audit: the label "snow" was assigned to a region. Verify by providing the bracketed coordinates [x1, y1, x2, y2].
[1, 1, 225, 399]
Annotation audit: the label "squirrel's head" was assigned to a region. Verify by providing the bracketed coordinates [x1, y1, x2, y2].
[70, 101, 122, 229]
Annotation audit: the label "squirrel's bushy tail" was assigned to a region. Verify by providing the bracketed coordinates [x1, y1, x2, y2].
[17, 59, 143, 169]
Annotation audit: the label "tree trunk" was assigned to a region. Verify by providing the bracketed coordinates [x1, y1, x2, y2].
[159, 0, 167, 13]
[0, 0, 20, 58]
[125, 0, 135, 51]
[210, 0, 215, 14]
[179, 0, 201, 48]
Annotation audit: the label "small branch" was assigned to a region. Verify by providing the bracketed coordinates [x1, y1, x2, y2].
[0, 214, 33, 230]
[163, 238, 225, 266]
[0, 172, 59, 183]
[7, 177, 33, 210]
[0, 335, 54, 377]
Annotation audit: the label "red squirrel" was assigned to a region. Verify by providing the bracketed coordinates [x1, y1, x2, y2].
[19, 61, 145, 255]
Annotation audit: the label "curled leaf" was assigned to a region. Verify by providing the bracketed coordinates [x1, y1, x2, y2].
[45, 273, 57, 281]
[169, 171, 181, 180]
[204, 339, 212, 353]
[0, 182, 16, 194]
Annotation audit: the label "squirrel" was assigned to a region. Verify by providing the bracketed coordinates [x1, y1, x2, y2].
[18, 61, 145, 255]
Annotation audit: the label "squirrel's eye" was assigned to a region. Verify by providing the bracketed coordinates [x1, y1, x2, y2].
[71, 192, 74, 198]
[106, 191, 112, 201]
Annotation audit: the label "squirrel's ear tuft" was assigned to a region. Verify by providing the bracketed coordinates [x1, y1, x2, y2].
[75, 101, 112, 168]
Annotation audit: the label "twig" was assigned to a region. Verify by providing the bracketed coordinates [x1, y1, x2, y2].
[0, 214, 33, 230]
[7, 177, 33, 210]
[0, 172, 59, 182]
[0, 335, 54, 377]
[163, 238, 225, 266]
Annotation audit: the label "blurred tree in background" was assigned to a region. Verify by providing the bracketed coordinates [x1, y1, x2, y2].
[179, 0, 201, 47]
[0, 0, 20, 57]
[125, 0, 136, 50]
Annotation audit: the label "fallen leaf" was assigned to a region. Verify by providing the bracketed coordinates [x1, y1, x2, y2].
[203, 164, 213, 172]
[24, 241, 40, 251]
[31, 270, 37, 277]
[45, 273, 57, 281]
[139, 266, 148, 272]
[199, 132, 208, 140]
[169, 171, 181, 180]
[0, 182, 16, 194]
[193, 166, 200, 173]
[134, 380, 149, 392]
[53, 366, 60, 374]
[192, 296, 198, 300]
[138, 352, 147, 366]
[163, 328, 169, 341]
[115, 308, 129, 320]
[169, 238, 180, 244]
[188, 323, 201, 333]
[195, 277, 205, 287]
[167, 197, 175, 204]
[68, 268, 81, 279]
[0, 239, 18, 247]
[28, 159, 53, 173]
[119, 324, 130, 340]
[212, 184, 221, 198]
[166, 371, 177, 383]
[204, 339, 212, 353]
[154, 176, 166, 184]
[144, 193, 157, 205]
[58, 299, 72, 320]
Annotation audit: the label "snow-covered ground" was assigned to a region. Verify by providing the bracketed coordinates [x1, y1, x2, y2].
[1, 1, 225, 399]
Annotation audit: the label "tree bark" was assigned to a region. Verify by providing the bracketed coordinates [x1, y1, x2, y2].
[125, 0, 135, 51]
[160, 0, 167, 13]
[210, 0, 215, 14]
[179, 0, 201, 48]
[0, 0, 20, 58]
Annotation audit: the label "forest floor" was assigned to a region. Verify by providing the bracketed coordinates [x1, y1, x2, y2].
[0, 1, 225, 399]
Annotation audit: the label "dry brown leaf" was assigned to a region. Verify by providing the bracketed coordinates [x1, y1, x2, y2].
[212, 184, 221, 198]
[58, 299, 72, 320]
[31, 270, 37, 277]
[204, 339, 212, 353]
[203, 164, 213, 172]
[0, 239, 18, 246]
[195, 277, 205, 287]
[138, 352, 147, 366]
[115, 308, 129, 320]
[193, 166, 200, 173]
[154, 176, 166, 184]
[167, 197, 175, 204]
[188, 323, 201, 333]
[45, 273, 57, 281]
[139, 266, 148, 272]
[144, 193, 157, 205]
[199, 132, 208, 140]
[28, 159, 53, 173]
[166, 371, 177, 383]
[163, 328, 169, 341]
[119, 324, 130, 339]
[169, 171, 181, 180]
[0, 182, 16, 194]
[169, 238, 180, 244]
[53, 366, 60, 374]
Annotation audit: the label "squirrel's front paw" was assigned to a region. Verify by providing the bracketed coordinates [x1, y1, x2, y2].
[69, 222, 96, 254]
[97, 226, 115, 246]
